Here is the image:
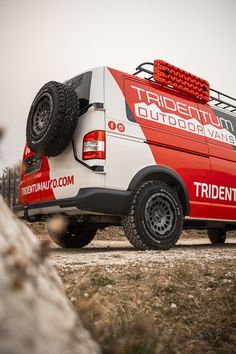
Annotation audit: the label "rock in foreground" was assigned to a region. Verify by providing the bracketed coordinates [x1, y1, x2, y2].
[0, 197, 100, 354]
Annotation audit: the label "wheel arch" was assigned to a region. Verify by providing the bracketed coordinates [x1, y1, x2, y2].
[128, 165, 190, 216]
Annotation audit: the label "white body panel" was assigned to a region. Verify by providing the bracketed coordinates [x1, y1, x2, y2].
[104, 68, 155, 190]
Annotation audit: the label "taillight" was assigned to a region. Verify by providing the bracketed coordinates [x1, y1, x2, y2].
[83, 130, 106, 160]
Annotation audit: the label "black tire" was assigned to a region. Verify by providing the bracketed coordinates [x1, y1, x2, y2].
[207, 229, 226, 244]
[26, 81, 80, 157]
[48, 221, 97, 248]
[122, 181, 183, 250]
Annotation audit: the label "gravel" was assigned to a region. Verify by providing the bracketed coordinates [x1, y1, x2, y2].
[49, 238, 236, 268]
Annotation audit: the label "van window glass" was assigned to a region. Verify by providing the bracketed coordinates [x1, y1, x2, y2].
[25, 157, 42, 175]
[65, 71, 92, 109]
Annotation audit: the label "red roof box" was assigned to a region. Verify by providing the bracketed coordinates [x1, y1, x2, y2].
[154, 60, 210, 103]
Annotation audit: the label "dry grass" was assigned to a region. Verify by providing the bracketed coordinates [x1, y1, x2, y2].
[56, 261, 236, 354]
[27, 221, 236, 352]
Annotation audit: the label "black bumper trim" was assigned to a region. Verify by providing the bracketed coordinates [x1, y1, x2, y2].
[76, 188, 133, 215]
[14, 187, 133, 216]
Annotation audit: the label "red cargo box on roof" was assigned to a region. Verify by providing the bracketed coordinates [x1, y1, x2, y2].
[154, 60, 210, 103]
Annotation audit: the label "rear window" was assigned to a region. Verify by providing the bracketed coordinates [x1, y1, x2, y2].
[65, 71, 92, 109]
[24, 156, 42, 175]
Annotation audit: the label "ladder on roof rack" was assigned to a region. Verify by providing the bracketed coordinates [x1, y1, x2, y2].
[133, 62, 236, 114]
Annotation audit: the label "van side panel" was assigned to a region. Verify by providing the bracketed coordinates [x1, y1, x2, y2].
[198, 104, 236, 220]
[108, 68, 212, 219]
[104, 68, 156, 190]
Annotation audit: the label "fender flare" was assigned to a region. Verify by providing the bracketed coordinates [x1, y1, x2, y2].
[127, 165, 190, 216]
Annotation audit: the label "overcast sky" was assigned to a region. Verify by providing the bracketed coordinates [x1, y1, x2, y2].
[0, 0, 236, 171]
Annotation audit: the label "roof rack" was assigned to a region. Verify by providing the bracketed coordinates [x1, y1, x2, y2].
[133, 62, 155, 81]
[133, 62, 236, 114]
[209, 89, 236, 114]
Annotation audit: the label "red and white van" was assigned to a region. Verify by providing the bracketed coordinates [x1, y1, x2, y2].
[15, 60, 236, 250]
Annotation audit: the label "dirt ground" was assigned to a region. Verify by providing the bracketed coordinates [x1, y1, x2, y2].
[28, 222, 236, 354]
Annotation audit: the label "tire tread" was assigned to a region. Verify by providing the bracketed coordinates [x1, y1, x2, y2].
[27, 81, 80, 157]
[122, 181, 183, 250]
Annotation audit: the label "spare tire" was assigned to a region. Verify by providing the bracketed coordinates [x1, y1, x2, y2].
[26, 81, 80, 157]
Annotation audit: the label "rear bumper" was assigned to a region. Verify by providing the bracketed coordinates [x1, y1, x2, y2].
[14, 187, 133, 219]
